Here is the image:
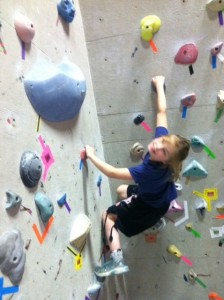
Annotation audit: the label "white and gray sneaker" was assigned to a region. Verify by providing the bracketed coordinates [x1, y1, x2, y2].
[94, 250, 129, 277]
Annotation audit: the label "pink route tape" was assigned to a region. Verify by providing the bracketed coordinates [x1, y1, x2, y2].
[38, 135, 55, 182]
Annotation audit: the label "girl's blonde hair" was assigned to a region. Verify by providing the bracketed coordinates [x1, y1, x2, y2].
[163, 134, 190, 181]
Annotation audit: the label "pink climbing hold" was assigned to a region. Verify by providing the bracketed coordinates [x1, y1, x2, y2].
[175, 43, 198, 65]
[181, 93, 196, 107]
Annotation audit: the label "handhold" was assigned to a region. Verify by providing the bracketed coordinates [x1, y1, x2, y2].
[130, 142, 144, 160]
[0, 229, 26, 284]
[208, 291, 224, 300]
[69, 213, 91, 252]
[140, 15, 161, 42]
[182, 160, 208, 178]
[181, 94, 196, 107]
[5, 190, 22, 211]
[57, 194, 67, 206]
[24, 59, 86, 122]
[20, 151, 42, 188]
[167, 244, 182, 258]
[206, 0, 224, 12]
[133, 114, 145, 125]
[188, 269, 197, 281]
[57, 0, 75, 23]
[34, 192, 54, 223]
[195, 198, 207, 215]
[211, 42, 223, 56]
[191, 135, 205, 148]
[175, 43, 198, 65]
[217, 90, 224, 109]
[14, 12, 35, 43]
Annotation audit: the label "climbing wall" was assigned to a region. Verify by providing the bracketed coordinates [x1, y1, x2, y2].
[79, 0, 224, 299]
[0, 1, 113, 299]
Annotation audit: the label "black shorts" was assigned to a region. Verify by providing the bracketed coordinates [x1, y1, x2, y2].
[107, 185, 170, 237]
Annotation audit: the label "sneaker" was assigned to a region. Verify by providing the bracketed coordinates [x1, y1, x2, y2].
[94, 259, 129, 277]
[144, 218, 166, 235]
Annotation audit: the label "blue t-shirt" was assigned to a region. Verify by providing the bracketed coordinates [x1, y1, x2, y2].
[128, 126, 177, 208]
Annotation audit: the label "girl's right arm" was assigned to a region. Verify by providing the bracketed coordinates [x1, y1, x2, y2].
[85, 145, 132, 181]
[152, 76, 168, 130]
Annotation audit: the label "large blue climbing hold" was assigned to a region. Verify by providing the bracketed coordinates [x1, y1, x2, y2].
[24, 59, 86, 122]
[182, 160, 208, 178]
[57, 0, 75, 23]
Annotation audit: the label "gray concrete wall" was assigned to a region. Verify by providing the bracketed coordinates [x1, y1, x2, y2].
[79, 0, 224, 299]
[0, 1, 113, 299]
[1, 0, 224, 300]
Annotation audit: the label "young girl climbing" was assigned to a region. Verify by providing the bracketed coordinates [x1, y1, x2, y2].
[85, 75, 190, 277]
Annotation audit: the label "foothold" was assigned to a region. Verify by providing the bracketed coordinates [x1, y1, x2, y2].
[182, 160, 208, 178]
[175, 43, 198, 65]
[195, 198, 207, 216]
[130, 142, 145, 160]
[14, 12, 35, 43]
[0, 229, 26, 284]
[57, 194, 67, 207]
[168, 199, 184, 212]
[140, 15, 161, 42]
[133, 114, 145, 125]
[69, 213, 91, 252]
[57, 0, 75, 23]
[5, 190, 22, 211]
[206, 0, 224, 12]
[217, 90, 224, 109]
[211, 42, 223, 56]
[24, 59, 86, 122]
[20, 151, 42, 188]
[87, 282, 101, 300]
[34, 192, 54, 223]
[167, 244, 182, 258]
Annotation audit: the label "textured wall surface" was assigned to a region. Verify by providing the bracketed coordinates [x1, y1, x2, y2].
[1, 0, 224, 300]
[0, 1, 112, 299]
[79, 1, 224, 299]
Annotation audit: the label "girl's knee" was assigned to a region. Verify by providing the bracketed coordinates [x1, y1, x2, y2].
[116, 184, 128, 199]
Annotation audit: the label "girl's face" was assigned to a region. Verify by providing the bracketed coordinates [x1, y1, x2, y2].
[148, 136, 176, 163]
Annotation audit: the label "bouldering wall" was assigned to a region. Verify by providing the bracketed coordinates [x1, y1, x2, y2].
[0, 1, 113, 299]
[78, 0, 224, 299]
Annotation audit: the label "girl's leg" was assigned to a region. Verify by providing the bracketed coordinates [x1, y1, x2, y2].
[116, 184, 128, 200]
[103, 211, 121, 251]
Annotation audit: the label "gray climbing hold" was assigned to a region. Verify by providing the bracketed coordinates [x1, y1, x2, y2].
[20, 151, 42, 188]
[23, 58, 86, 122]
[130, 142, 144, 161]
[0, 229, 26, 284]
[5, 190, 22, 211]
[34, 192, 54, 223]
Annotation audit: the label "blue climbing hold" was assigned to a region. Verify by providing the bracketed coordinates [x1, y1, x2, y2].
[57, 0, 75, 23]
[24, 59, 86, 122]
